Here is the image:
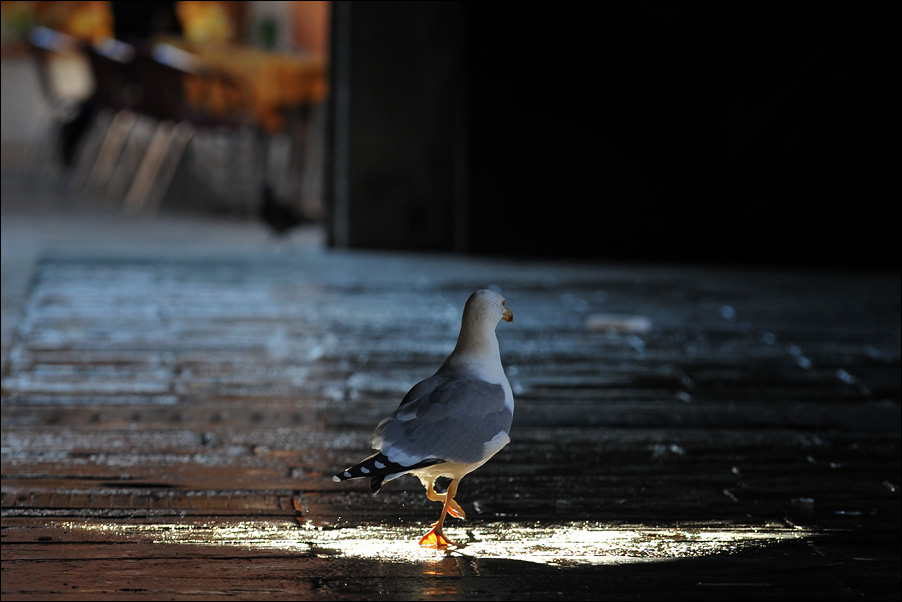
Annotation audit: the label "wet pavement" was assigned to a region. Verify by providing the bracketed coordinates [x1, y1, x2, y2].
[1, 168, 900, 600]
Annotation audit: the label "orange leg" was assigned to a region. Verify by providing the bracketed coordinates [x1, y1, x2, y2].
[419, 478, 460, 548]
[424, 479, 466, 519]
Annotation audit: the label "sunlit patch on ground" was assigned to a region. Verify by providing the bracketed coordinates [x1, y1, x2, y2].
[57, 519, 812, 566]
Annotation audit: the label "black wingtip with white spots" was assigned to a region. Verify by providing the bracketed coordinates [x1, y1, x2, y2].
[333, 452, 394, 482]
[333, 453, 445, 493]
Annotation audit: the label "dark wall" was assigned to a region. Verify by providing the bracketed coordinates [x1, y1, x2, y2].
[327, 1, 900, 268]
[326, 1, 467, 251]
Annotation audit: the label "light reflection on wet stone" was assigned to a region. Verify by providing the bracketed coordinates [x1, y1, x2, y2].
[58, 518, 811, 566]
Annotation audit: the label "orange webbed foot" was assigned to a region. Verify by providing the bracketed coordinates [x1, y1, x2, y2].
[419, 524, 455, 548]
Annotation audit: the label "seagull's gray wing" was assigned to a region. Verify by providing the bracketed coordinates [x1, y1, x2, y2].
[371, 370, 512, 466]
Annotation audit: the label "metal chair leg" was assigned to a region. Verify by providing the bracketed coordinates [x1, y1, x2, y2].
[124, 120, 194, 214]
[82, 109, 136, 197]
[106, 114, 156, 199]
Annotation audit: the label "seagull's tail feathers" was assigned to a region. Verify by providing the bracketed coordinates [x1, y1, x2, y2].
[333, 452, 445, 494]
[369, 474, 388, 495]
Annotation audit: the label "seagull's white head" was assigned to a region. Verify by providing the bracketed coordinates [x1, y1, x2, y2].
[463, 289, 513, 328]
[443, 289, 513, 374]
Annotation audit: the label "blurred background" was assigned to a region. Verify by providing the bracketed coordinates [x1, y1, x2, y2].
[2, 0, 328, 226]
[1, 1, 899, 268]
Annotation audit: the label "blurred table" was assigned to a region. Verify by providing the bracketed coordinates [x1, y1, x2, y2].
[167, 40, 328, 133]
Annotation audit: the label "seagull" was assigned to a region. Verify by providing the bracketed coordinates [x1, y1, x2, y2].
[334, 289, 514, 547]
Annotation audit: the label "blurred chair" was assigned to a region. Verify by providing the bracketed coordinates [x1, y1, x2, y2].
[122, 43, 257, 214]
[70, 38, 256, 214]
[75, 36, 142, 198]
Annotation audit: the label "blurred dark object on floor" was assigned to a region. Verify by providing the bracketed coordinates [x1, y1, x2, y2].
[259, 184, 309, 236]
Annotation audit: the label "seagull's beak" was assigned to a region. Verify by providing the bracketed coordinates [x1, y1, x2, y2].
[502, 307, 513, 322]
